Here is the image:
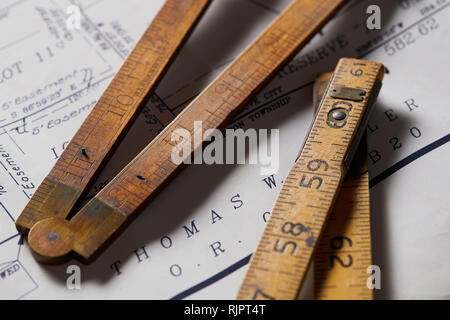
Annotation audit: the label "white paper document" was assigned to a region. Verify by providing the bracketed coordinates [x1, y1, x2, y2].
[0, 0, 449, 299]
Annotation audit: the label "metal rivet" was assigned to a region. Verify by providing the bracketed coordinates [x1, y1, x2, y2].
[47, 232, 59, 242]
[332, 110, 346, 121]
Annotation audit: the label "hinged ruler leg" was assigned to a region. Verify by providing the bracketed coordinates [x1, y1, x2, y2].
[313, 72, 373, 300]
[16, 0, 212, 235]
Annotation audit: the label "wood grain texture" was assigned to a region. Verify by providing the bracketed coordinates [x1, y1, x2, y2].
[22, 0, 349, 264]
[312, 72, 373, 300]
[237, 58, 384, 300]
[16, 0, 212, 232]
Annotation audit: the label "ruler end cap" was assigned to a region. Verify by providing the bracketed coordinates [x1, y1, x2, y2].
[28, 218, 74, 264]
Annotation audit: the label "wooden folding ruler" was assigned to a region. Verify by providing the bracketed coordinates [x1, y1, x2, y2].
[237, 58, 384, 300]
[16, 0, 349, 264]
[313, 72, 373, 300]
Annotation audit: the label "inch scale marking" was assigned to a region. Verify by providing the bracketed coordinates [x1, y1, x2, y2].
[18, 0, 350, 263]
[312, 72, 373, 300]
[237, 58, 384, 300]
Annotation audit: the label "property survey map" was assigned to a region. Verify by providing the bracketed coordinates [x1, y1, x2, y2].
[0, 0, 449, 299]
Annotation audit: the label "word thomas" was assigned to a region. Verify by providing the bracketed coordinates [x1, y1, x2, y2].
[171, 121, 280, 175]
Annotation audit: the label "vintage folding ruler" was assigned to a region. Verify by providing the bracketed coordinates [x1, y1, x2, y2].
[16, 0, 349, 264]
[237, 58, 384, 300]
[313, 72, 373, 300]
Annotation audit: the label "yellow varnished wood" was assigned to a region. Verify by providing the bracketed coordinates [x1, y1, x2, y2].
[237, 58, 384, 300]
[313, 72, 373, 300]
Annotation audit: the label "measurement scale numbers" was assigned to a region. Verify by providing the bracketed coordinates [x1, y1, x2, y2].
[313, 73, 373, 300]
[16, 0, 212, 234]
[237, 58, 384, 300]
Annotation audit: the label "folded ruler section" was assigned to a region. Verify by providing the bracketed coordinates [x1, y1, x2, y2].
[237, 58, 384, 300]
[21, 0, 349, 264]
[16, 0, 212, 233]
